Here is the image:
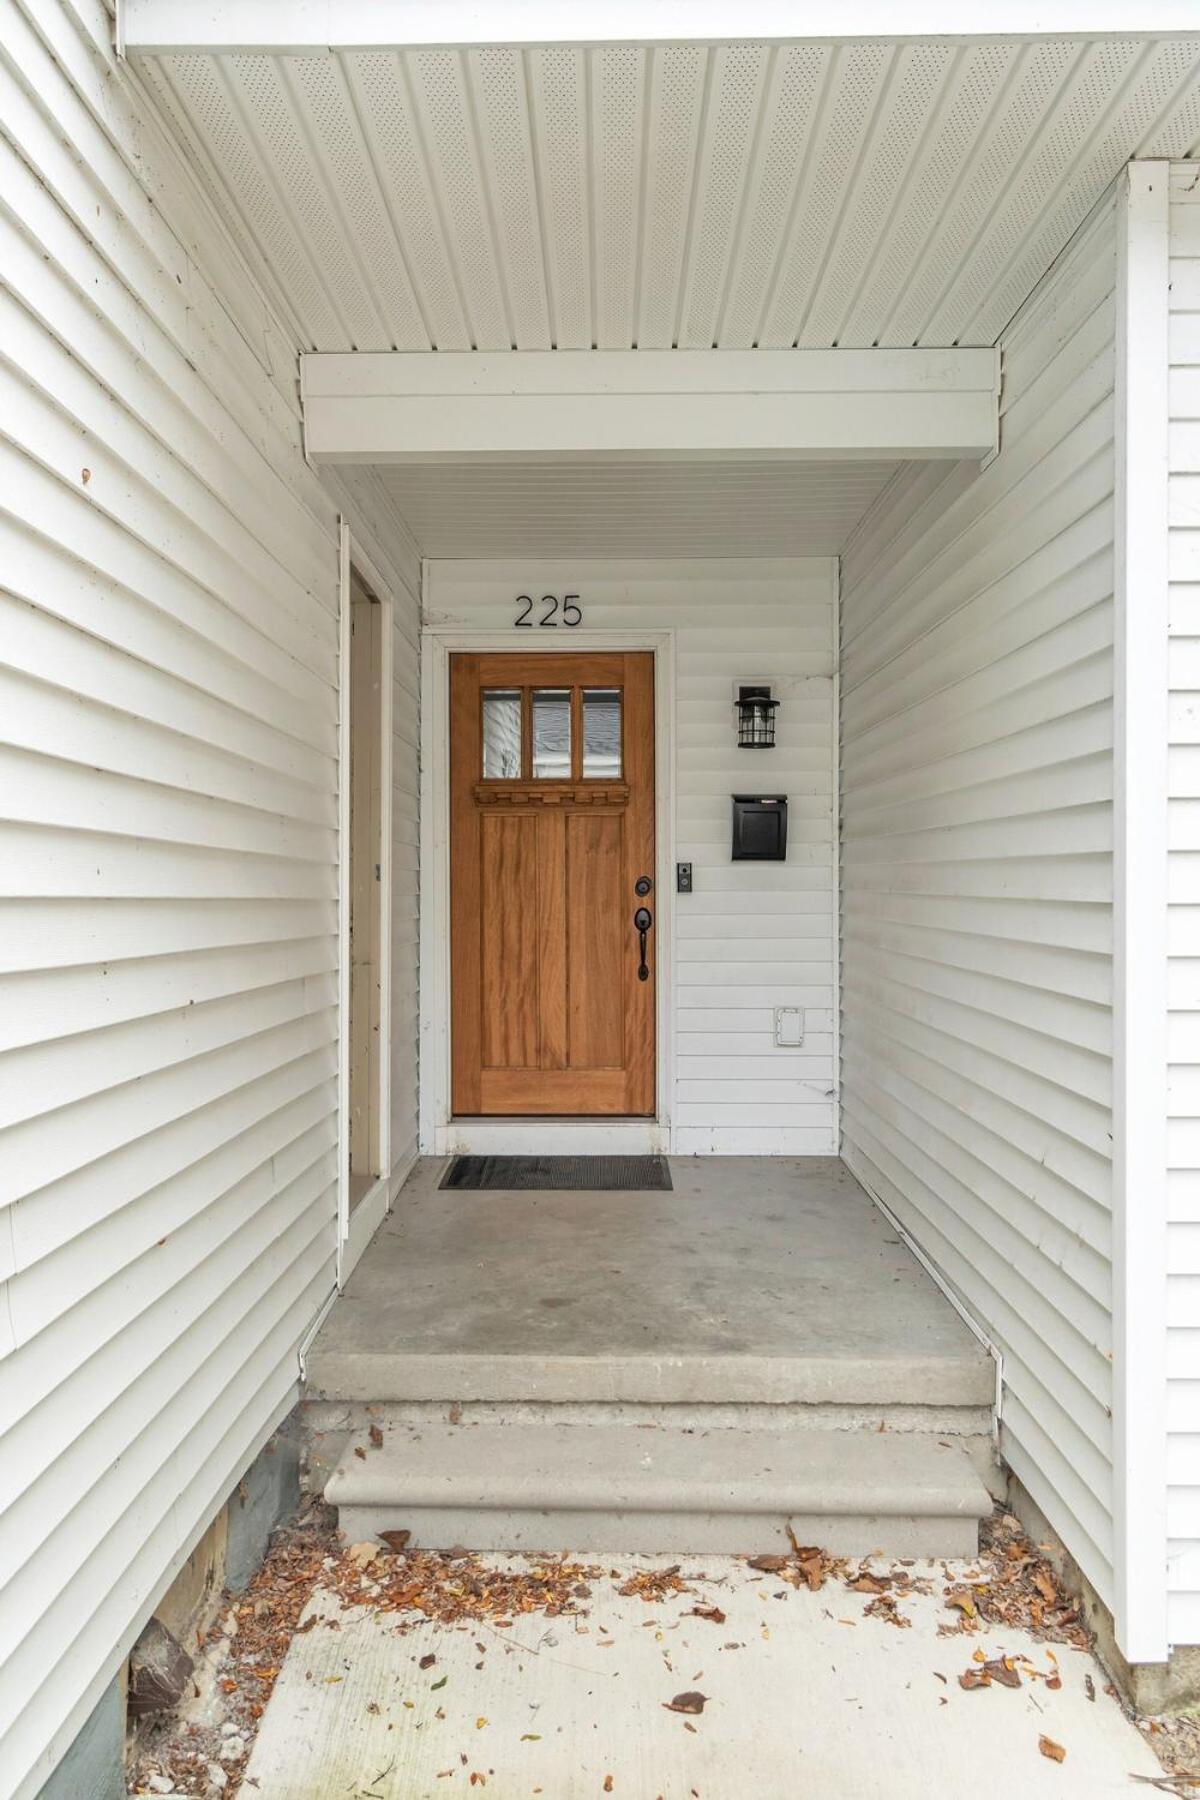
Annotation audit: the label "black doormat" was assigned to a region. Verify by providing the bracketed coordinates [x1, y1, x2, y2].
[440, 1154, 672, 1191]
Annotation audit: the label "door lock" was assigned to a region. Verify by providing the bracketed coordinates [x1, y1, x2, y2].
[633, 906, 652, 982]
[634, 875, 653, 896]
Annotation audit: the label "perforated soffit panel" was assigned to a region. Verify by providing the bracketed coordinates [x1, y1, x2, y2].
[137, 37, 1200, 352]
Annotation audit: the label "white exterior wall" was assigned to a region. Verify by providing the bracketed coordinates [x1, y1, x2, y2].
[424, 558, 837, 1154]
[1168, 163, 1200, 1645]
[840, 196, 1119, 1609]
[0, 5, 419, 1794]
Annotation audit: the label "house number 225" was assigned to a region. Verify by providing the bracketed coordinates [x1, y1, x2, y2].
[514, 593, 582, 628]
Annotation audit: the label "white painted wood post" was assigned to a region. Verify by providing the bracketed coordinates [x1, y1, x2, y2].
[1112, 160, 1171, 1664]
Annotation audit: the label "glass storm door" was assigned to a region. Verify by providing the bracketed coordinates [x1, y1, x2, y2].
[449, 651, 655, 1116]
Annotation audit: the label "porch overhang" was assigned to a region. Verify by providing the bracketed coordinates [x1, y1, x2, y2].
[120, 3, 1200, 54]
[300, 348, 1000, 463]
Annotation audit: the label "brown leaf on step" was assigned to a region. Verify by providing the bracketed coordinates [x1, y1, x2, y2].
[618, 1565, 691, 1602]
[1033, 1568, 1057, 1604]
[369, 1424, 384, 1449]
[420, 1653, 437, 1670]
[688, 1605, 727, 1625]
[747, 1555, 789, 1573]
[796, 1550, 826, 1592]
[864, 1593, 911, 1629]
[354, 1446, 366, 1460]
[1046, 1672, 1063, 1691]
[664, 1691, 707, 1715]
[958, 1656, 1022, 1690]
[604, 1779, 614, 1793]
[850, 1574, 888, 1595]
[1085, 1674, 1096, 1702]
[379, 1530, 411, 1553]
[1038, 1736, 1066, 1763]
[944, 1588, 977, 1618]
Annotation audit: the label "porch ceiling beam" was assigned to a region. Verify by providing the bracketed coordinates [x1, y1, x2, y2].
[300, 349, 1000, 465]
[120, 2, 1200, 54]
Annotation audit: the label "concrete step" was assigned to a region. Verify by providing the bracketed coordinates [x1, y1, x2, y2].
[324, 1420, 993, 1558]
[306, 1346, 996, 1408]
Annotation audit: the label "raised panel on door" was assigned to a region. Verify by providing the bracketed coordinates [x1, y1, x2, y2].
[449, 650, 655, 1117]
[567, 811, 624, 1070]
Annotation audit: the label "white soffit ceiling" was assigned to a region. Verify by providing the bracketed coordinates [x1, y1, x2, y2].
[136, 37, 1200, 352]
[373, 459, 900, 558]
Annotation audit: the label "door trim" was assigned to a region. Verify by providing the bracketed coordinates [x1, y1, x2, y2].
[419, 626, 676, 1156]
[337, 522, 396, 1283]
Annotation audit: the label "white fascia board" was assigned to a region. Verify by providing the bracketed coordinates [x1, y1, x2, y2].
[121, 2, 1200, 52]
[1112, 161, 1171, 1665]
[300, 348, 1000, 464]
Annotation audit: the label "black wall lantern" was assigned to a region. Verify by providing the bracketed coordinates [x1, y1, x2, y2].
[736, 684, 779, 749]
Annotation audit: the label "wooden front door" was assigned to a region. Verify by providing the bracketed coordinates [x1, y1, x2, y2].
[450, 651, 655, 1116]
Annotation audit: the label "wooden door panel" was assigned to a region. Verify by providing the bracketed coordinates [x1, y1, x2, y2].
[450, 650, 655, 1117]
[535, 811, 568, 1071]
[479, 812, 539, 1069]
[567, 811, 624, 1070]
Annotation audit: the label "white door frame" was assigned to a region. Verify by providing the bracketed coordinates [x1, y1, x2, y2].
[337, 520, 396, 1282]
[419, 626, 676, 1156]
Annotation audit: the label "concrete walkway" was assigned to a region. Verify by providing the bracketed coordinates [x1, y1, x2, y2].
[241, 1552, 1163, 1798]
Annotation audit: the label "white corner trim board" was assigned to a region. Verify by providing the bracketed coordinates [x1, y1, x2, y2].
[1113, 162, 1171, 1663]
[119, 2, 1200, 52]
[300, 350, 1000, 465]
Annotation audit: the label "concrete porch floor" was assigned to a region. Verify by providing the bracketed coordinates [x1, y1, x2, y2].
[308, 1157, 994, 1409]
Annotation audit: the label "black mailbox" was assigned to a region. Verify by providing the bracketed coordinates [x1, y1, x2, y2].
[732, 794, 788, 862]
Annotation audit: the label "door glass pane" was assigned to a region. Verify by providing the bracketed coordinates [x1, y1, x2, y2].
[532, 688, 572, 778]
[583, 688, 622, 777]
[482, 688, 522, 779]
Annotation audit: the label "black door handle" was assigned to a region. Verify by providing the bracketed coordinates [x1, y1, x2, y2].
[633, 906, 652, 982]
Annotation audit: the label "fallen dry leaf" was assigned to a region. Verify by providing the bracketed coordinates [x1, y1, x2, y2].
[369, 1424, 384, 1449]
[664, 1691, 708, 1715]
[379, 1529, 411, 1553]
[420, 1653, 437, 1670]
[604, 1779, 614, 1793]
[1039, 1735, 1067, 1763]
[687, 1605, 727, 1625]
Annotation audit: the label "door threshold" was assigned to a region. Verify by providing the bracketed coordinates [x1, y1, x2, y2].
[435, 1118, 670, 1157]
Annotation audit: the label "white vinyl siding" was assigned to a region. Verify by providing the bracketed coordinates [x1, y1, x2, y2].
[424, 558, 837, 1155]
[0, 5, 418, 1796]
[1168, 162, 1200, 1645]
[839, 195, 1118, 1608]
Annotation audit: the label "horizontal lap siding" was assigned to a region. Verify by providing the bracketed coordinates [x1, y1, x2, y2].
[839, 195, 1118, 1606]
[1168, 163, 1200, 1645]
[425, 559, 837, 1154]
[0, 4, 419, 1794]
